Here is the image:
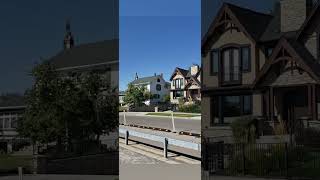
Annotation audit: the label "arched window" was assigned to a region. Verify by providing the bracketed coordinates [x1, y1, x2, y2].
[156, 84, 161, 91]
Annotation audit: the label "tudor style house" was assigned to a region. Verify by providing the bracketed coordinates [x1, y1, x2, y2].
[130, 73, 170, 105]
[202, 0, 320, 140]
[170, 64, 201, 104]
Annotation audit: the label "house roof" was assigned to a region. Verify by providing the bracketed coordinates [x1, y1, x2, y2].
[131, 75, 163, 85]
[202, 3, 273, 52]
[227, 3, 273, 41]
[49, 39, 118, 70]
[170, 67, 189, 80]
[0, 94, 25, 107]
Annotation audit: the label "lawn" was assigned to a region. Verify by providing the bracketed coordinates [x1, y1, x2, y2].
[0, 155, 33, 174]
[146, 112, 200, 118]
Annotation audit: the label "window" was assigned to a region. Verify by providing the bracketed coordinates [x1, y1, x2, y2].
[156, 84, 161, 91]
[157, 78, 160, 82]
[211, 50, 219, 74]
[241, 46, 250, 72]
[223, 96, 241, 117]
[221, 95, 252, 118]
[265, 47, 273, 58]
[174, 78, 183, 89]
[243, 95, 252, 115]
[154, 94, 160, 99]
[222, 48, 240, 83]
[173, 91, 183, 99]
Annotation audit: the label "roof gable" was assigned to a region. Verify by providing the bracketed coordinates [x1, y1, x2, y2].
[185, 76, 201, 89]
[254, 38, 320, 87]
[202, 3, 272, 55]
[170, 67, 188, 80]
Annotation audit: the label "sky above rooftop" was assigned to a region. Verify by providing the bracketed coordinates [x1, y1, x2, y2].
[0, 0, 118, 94]
[119, 0, 200, 91]
[120, 0, 277, 91]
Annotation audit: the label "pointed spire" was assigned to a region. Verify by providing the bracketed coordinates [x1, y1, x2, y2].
[135, 73, 139, 80]
[64, 19, 74, 50]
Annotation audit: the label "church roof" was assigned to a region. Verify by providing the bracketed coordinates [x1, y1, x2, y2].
[49, 39, 118, 70]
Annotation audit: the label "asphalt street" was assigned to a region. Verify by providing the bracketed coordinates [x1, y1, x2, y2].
[119, 112, 201, 133]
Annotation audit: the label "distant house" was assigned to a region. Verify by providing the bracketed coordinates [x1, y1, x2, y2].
[0, 94, 26, 153]
[119, 91, 125, 106]
[130, 73, 170, 105]
[170, 64, 201, 104]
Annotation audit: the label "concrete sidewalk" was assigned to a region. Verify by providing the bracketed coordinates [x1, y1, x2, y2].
[0, 175, 118, 180]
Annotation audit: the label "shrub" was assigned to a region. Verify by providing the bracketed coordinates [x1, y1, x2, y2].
[231, 116, 257, 143]
[178, 104, 201, 113]
[295, 127, 320, 147]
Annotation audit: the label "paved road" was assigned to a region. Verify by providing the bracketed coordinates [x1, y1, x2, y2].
[119, 112, 201, 133]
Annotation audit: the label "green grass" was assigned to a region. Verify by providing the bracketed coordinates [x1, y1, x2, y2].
[0, 155, 33, 173]
[146, 112, 200, 118]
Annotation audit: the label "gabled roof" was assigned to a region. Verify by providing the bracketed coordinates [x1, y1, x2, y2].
[254, 37, 320, 86]
[185, 76, 201, 89]
[202, 3, 272, 52]
[49, 39, 118, 70]
[170, 67, 189, 80]
[131, 75, 163, 85]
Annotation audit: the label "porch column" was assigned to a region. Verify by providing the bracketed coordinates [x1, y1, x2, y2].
[308, 85, 312, 118]
[270, 87, 274, 121]
[312, 84, 317, 120]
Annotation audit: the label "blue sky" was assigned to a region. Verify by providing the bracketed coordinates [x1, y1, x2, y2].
[119, 0, 200, 91]
[119, 0, 276, 91]
[0, 0, 117, 94]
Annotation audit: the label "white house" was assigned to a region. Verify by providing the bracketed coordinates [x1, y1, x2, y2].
[130, 73, 170, 105]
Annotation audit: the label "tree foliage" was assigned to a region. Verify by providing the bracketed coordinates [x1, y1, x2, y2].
[18, 62, 118, 145]
[123, 84, 151, 106]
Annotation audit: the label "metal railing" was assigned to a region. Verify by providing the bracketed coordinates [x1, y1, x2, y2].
[203, 142, 320, 179]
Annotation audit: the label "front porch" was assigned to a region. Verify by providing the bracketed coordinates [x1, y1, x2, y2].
[260, 84, 319, 134]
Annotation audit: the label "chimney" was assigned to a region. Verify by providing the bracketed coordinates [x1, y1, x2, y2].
[280, 0, 313, 32]
[190, 64, 199, 76]
[160, 73, 163, 77]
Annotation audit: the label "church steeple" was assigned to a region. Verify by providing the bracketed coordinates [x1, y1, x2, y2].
[63, 20, 74, 49]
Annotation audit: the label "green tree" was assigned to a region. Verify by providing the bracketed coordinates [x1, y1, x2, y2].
[163, 94, 171, 103]
[18, 61, 118, 147]
[123, 84, 149, 106]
